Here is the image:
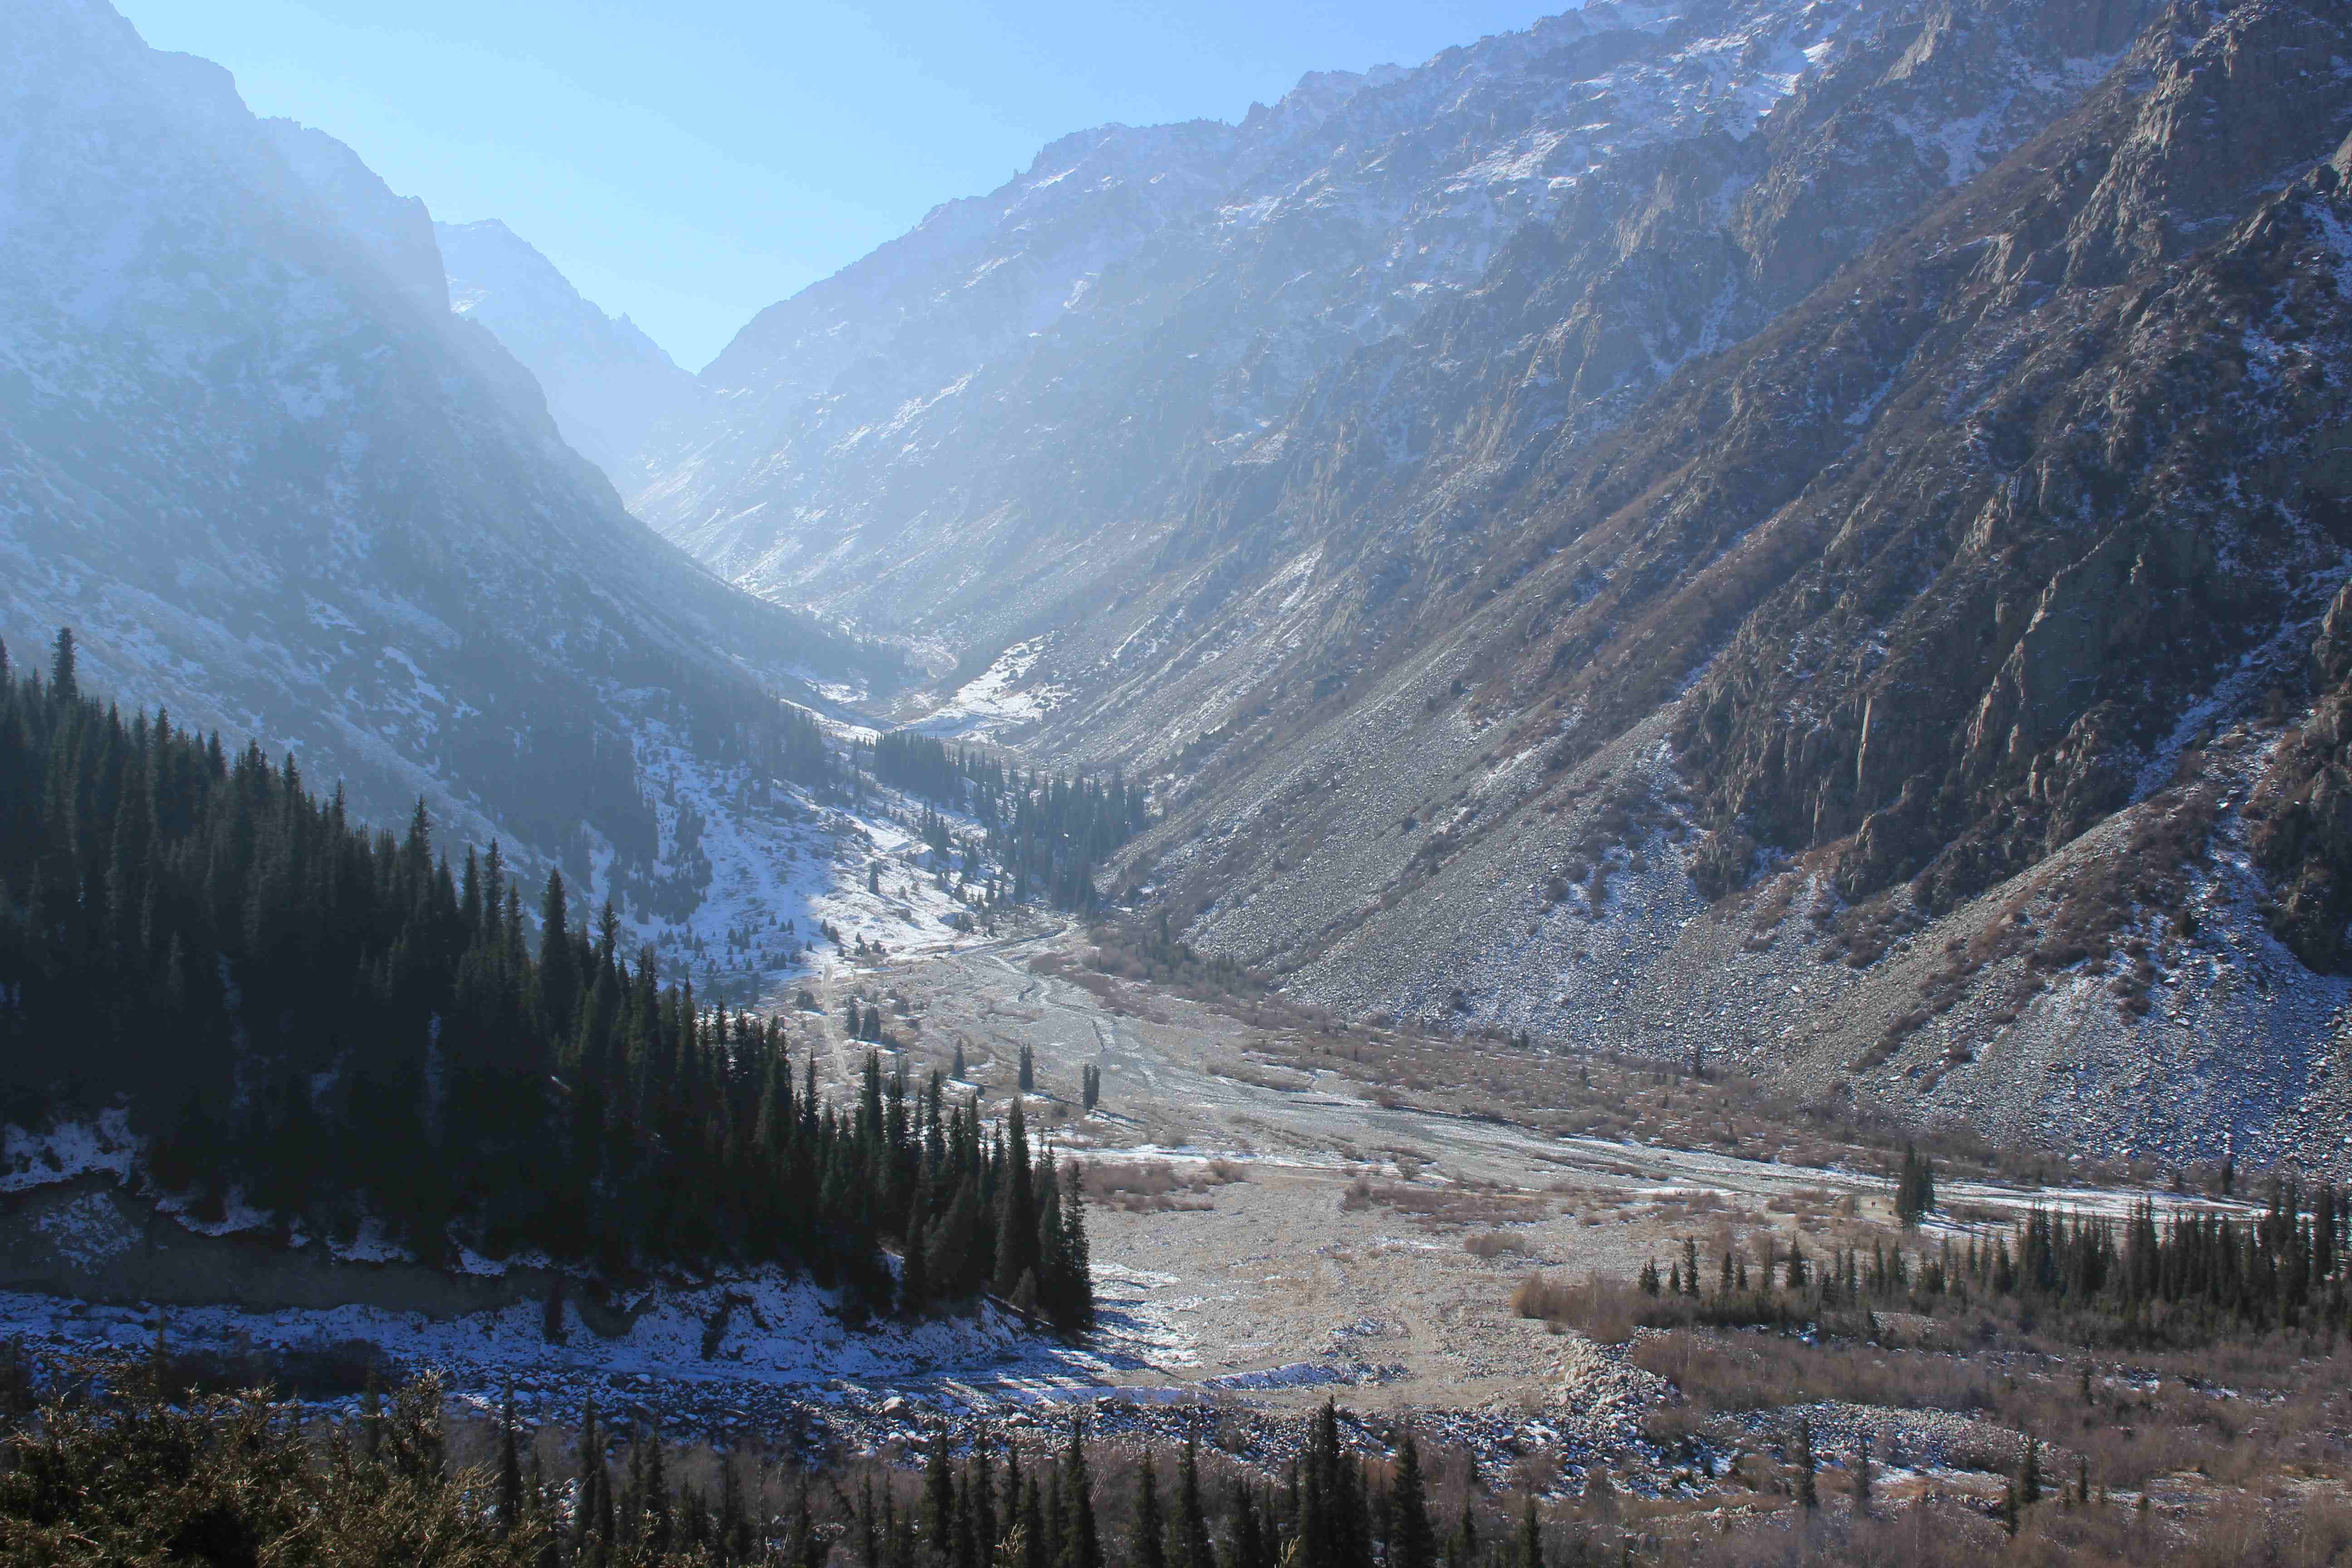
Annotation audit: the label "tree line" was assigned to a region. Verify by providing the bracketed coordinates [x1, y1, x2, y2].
[867, 730, 1146, 913]
[1, 1353, 1588, 1568]
[1628, 1176, 2352, 1341]
[0, 629, 1090, 1328]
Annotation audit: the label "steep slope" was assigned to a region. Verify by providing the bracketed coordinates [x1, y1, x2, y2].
[0, 0, 874, 909]
[639, 0, 2152, 676]
[436, 218, 700, 490]
[1120, 0, 2352, 1168]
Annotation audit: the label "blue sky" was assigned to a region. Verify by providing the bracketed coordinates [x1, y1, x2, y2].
[118, 0, 1566, 371]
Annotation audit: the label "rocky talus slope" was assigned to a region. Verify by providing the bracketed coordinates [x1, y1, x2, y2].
[1112, 0, 2352, 1171]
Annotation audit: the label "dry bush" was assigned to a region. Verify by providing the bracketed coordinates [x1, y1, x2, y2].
[1203, 1056, 1316, 1093]
[1350, 1178, 1547, 1230]
[1081, 1160, 1220, 1212]
[1511, 1272, 1647, 1344]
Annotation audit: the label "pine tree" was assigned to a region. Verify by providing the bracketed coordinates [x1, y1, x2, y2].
[926, 1430, 958, 1549]
[1516, 1494, 1543, 1568]
[1391, 1425, 1436, 1568]
[48, 627, 75, 702]
[1444, 1494, 1476, 1568]
[2018, 1432, 2043, 1506]
[1852, 1433, 1871, 1511]
[1060, 1418, 1102, 1568]
[1020, 1471, 1048, 1568]
[573, 1399, 603, 1556]
[1793, 1416, 1818, 1512]
[0, 641, 1095, 1328]
[1175, 1428, 1212, 1568]
[1132, 1450, 1167, 1568]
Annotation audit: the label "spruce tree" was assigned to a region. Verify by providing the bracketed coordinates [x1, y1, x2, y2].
[1175, 1429, 1212, 1568]
[1391, 1425, 1436, 1568]
[925, 1430, 958, 1548]
[1444, 1495, 1475, 1568]
[573, 1399, 602, 1556]
[1132, 1450, 1167, 1568]
[1020, 1471, 1048, 1568]
[1793, 1416, 1818, 1512]
[1059, 1418, 1102, 1568]
[994, 1098, 1037, 1299]
[48, 627, 75, 702]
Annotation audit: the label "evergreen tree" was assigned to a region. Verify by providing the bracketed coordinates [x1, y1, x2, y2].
[1444, 1495, 1475, 1568]
[1059, 1419, 1102, 1568]
[1132, 1450, 1167, 1568]
[1390, 1425, 1436, 1568]
[925, 1431, 957, 1549]
[1174, 1429, 1212, 1568]
[1793, 1416, 1818, 1512]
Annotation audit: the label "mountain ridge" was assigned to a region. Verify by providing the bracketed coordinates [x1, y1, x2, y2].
[0, 0, 880, 923]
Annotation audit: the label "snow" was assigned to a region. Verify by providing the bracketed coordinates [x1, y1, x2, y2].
[910, 637, 1064, 739]
[611, 714, 1021, 1015]
[0, 1270, 1077, 1410]
[1, 1108, 137, 1193]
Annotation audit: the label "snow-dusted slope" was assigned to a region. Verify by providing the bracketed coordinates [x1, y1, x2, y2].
[0, 0, 871, 904]
[632, 0, 2150, 667]
[436, 218, 699, 490]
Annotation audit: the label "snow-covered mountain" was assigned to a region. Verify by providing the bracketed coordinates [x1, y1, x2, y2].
[618, 0, 2352, 1167]
[630, 0, 2149, 656]
[0, 0, 878, 911]
[436, 218, 699, 490]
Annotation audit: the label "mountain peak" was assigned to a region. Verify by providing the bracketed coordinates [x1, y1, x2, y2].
[434, 216, 695, 484]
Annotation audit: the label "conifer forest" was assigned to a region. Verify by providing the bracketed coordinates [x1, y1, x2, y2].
[0, 631, 1090, 1328]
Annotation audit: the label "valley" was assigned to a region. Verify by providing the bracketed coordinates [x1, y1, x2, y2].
[8, 0, 2352, 1558]
[3, 921, 2283, 1504]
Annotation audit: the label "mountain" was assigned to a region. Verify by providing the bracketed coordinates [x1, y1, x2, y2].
[436, 218, 700, 490]
[632, 0, 2146, 657]
[0, 0, 876, 917]
[1117, 0, 2352, 1168]
[632, 0, 2352, 1166]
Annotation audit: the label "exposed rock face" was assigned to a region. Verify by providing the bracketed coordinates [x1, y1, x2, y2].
[797, 0, 2348, 1166]
[0, 0, 872, 893]
[642, 0, 2086, 643]
[435, 218, 699, 490]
